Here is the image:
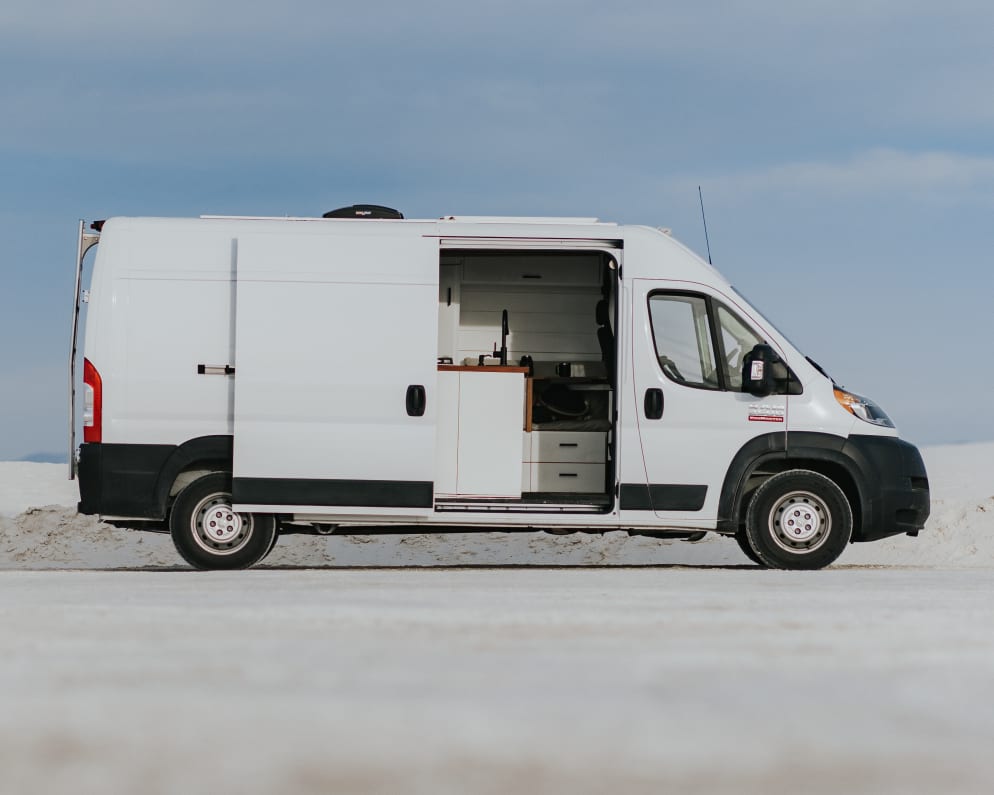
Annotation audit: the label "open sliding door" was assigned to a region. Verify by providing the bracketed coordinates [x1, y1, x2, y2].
[231, 224, 439, 516]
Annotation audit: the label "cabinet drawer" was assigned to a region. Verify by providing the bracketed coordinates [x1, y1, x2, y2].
[532, 463, 606, 493]
[530, 431, 605, 463]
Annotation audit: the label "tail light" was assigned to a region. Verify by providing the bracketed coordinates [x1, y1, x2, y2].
[83, 358, 103, 443]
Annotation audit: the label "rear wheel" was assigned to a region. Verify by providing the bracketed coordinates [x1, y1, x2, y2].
[261, 529, 280, 562]
[169, 472, 276, 570]
[744, 470, 852, 570]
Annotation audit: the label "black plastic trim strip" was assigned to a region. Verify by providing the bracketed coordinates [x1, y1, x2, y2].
[620, 483, 707, 511]
[232, 477, 433, 509]
[78, 437, 238, 519]
[620, 484, 652, 510]
[716, 432, 787, 531]
[77, 442, 176, 518]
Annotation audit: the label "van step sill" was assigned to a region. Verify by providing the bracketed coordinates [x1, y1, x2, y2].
[434, 492, 611, 514]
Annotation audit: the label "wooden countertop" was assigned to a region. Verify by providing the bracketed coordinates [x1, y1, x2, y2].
[438, 365, 531, 374]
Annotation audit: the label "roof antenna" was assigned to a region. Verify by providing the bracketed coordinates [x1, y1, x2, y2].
[698, 185, 713, 265]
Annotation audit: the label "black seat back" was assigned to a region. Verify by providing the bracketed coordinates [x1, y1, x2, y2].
[596, 299, 615, 385]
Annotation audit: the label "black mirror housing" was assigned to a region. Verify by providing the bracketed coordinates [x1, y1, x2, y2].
[743, 343, 779, 397]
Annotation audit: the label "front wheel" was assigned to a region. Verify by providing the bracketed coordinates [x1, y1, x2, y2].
[169, 472, 276, 570]
[734, 532, 765, 566]
[744, 470, 852, 570]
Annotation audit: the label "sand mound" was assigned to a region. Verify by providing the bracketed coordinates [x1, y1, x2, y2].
[2, 443, 992, 569]
[0, 506, 746, 569]
[0, 507, 177, 569]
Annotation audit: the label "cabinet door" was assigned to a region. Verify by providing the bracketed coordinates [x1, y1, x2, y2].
[455, 372, 523, 498]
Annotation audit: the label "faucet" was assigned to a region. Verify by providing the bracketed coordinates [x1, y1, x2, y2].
[491, 309, 509, 366]
[481, 310, 510, 366]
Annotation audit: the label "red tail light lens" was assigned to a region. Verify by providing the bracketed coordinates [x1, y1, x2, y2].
[83, 358, 103, 443]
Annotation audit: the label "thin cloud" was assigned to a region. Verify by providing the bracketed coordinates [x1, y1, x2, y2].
[689, 149, 994, 204]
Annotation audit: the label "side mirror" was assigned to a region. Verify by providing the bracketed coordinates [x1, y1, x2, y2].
[742, 343, 780, 397]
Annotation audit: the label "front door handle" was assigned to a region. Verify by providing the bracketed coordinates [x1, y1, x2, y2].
[644, 388, 664, 420]
[406, 384, 427, 417]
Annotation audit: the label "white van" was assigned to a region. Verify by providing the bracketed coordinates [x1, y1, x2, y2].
[69, 208, 930, 570]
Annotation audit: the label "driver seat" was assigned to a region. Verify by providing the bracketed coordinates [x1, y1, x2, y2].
[596, 299, 614, 385]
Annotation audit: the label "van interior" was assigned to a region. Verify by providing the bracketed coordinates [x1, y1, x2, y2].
[435, 249, 619, 514]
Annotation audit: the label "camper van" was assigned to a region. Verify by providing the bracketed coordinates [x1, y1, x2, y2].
[69, 208, 930, 570]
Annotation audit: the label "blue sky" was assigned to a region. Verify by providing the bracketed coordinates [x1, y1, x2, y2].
[3, 1, 994, 459]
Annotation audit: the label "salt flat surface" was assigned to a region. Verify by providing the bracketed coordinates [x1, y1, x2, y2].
[1, 442, 993, 792]
[1, 568, 992, 795]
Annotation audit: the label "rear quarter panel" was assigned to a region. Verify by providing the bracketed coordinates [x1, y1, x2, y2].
[86, 219, 236, 446]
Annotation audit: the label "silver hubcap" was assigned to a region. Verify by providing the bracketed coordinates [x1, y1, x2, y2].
[769, 490, 831, 553]
[191, 493, 253, 555]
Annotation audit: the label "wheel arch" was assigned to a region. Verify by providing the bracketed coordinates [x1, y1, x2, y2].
[152, 435, 233, 518]
[719, 432, 869, 541]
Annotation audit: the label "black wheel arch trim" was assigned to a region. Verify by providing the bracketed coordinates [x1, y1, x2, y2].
[717, 432, 788, 533]
[718, 431, 929, 540]
[152, 435, 234, 519]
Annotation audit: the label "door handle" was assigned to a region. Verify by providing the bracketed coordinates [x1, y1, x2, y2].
[197, 364, 235, 375]
[406, 384, 426, 417]
[644, 388, 664, 420]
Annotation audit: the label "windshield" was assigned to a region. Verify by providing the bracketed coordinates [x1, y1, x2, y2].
[727, 285, 836, 383]
[728, 286, 802, 350]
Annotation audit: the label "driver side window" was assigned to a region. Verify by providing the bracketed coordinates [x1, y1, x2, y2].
[648, 294, 720, 390]
[648, 291, 773, 393]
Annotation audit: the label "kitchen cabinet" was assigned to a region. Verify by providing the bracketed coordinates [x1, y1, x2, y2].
[522, 430, 607, 493]
[435, 367, 526, 498]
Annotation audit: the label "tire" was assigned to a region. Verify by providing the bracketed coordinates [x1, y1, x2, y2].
[734, 532, 766, 566]
[169, 472, 276, 570]
[260, 528, 280, 563]
[744, 470, 852, 570]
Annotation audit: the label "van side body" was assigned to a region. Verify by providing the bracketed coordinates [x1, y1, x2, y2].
[72, 215, 930, 569]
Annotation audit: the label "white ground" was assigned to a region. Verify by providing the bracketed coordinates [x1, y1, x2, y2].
[1, 444, 993, 793]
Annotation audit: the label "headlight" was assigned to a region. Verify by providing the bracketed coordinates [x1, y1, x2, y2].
[833, 388, 894, 427]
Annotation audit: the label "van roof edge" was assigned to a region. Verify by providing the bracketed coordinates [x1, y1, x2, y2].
[194, 215, 617, 225]
[439, 216, 607, 224]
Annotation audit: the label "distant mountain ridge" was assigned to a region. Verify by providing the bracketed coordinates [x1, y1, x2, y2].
[17, 452, 68, 464]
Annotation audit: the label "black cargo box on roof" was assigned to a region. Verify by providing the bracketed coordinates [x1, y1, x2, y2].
[323, 205, 404, 219]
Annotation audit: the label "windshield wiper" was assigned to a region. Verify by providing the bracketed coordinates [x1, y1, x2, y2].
[806, 356, 834, 384]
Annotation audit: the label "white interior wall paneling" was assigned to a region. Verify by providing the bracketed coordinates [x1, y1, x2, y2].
[437, 265, 461, 360]
[457, 285, 601, 363]
[460, 309, 595, 332]
[461, 257, 601, 286]
[457, 333, 600, 363]
[460, 288, 600, 315]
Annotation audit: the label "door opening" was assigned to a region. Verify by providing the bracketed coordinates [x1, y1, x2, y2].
[434, 248, 620, 513]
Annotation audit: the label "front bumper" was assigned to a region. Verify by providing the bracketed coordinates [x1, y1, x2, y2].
[843, 435, 930, 542]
